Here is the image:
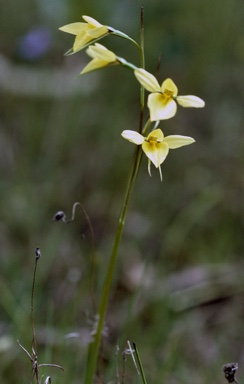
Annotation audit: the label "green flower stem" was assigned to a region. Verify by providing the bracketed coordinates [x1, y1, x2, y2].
[118, 57, 137, 70]
[84, 123, 151, 384]
[84, 144, 143, 384]
[139, 5, 145, 124]
[111, 29, 140, 49]
[84, 10, 146, 383]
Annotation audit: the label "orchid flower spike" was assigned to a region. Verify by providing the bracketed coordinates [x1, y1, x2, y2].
[134, 68, 205, 121]
[122, 129, 195, 181]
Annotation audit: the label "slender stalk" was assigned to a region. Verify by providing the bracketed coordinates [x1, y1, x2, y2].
[139, 5, 145, 130]
[84, 8, 146, 383]
[119, 58, 137, 71]
[133, 342, 148, 384]
[31, 248, 41, 355]
[84, 143, 143, 383]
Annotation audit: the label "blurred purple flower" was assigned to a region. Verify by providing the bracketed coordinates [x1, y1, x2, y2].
[18, 26, 53, 60]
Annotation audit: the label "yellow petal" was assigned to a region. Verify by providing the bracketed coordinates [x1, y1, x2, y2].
[161, 78, 178, 97]
[142, 141, 169, 168]
[73, 34, 91, 52]
[147, 129, 164, 142]
[72, 27, 108, 53]
[87, 43, 116, 61]
[80, 59, 109, 74]
[148, 93, 177, 121]
[176, 95, 205, 108]
[82, 15, 103, 27]
[134, 69, 161, 92]
[121, 130, 144, 145]
[74, 33, 110, 53]
[59, 22, 88, 35]
[87, 26, 108, 38]
[163, 135, 195, 149]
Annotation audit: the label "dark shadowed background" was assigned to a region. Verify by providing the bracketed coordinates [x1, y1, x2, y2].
[0, 0, 243, 383]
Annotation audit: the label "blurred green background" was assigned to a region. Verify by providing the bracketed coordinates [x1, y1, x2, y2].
[0, 0, 244, 383]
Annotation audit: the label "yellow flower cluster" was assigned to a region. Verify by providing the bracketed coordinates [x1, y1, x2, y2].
[60, 15, 205, 180]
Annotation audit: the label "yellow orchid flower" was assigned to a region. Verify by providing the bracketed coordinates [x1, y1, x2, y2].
[134, 68, 205, 121]
[80, 43, 118, 74]
[121, 128, 195, 180]
[59, 15, 110, 54]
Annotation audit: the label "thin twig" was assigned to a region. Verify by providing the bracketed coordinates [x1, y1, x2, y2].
[31, 248, 41, 356]
[18, 248, 64, 383]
